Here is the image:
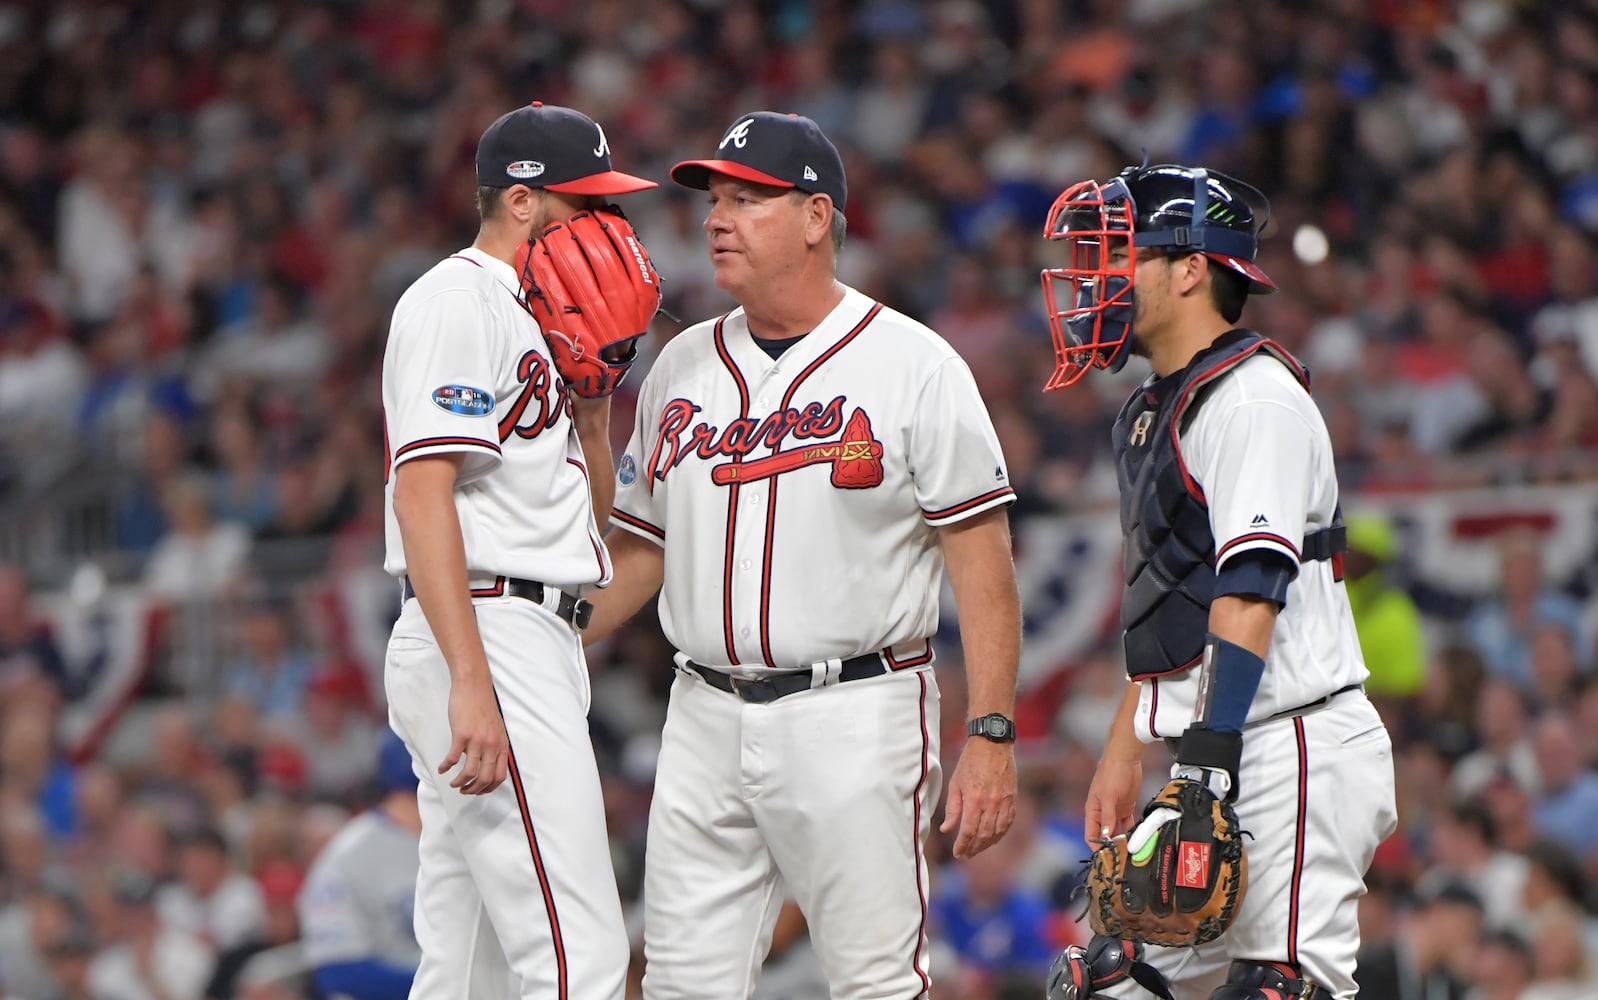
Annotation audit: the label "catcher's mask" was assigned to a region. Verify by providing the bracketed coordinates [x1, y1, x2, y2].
[1040, 164, 1276, 391]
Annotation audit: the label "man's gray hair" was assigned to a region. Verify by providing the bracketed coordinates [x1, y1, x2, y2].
[790, 189, 847, 255]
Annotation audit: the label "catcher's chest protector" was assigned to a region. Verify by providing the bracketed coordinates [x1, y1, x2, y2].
[1111, 330, 1313, 680]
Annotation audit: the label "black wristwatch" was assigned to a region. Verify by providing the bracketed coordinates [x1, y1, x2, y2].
[968, 712, 1016, 743]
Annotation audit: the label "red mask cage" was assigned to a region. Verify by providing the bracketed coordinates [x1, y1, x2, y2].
[1039, 177, 1137, 390]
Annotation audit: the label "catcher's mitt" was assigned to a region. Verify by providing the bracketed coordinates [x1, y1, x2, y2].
[515, 206, 662, 397]
[1086, 776, 1247, 947]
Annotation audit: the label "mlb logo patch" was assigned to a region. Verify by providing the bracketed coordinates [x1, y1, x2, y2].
[432, 384, 494, 417]
[1177, 841, 1210, 888]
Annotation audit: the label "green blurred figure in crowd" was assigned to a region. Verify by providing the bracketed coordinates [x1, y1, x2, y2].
[1344, 513, 1427, 698]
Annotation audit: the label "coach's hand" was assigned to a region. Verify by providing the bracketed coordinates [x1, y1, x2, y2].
[941, 738, 1017, 859]
[442, 675, 510, 795]
[1084, 751, 1142, 847]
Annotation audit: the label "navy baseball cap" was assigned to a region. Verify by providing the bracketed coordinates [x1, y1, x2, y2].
[476, 102, 656, 195]
[671, 111, 847, 210]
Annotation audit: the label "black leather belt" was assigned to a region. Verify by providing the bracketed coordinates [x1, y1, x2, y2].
[1163, 683, 1363, 752]
[684, 653, 887, 704]
[1250, 682, 1362, 728]
[402, 577, 593, 631]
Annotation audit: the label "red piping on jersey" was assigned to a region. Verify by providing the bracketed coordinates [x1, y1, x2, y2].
[1168, 338, 1311, 504]
[885, 640, 934, 671]
[758, 304, 883, 668]
[394, 436, 502, 462]
[922, 486, 1017, 523]
[1288, 717, 1308, 964]
[447, 254, 484, 267]
[566, 457, 608, 581]
[911, 671, 932, 996]
[611, 508, 665, 541]
[1129, 651, 1201, 682]
[712, 314, 749, 665]
[1147, 678, 1160, 739]
[503, 737, 569, 1000]
[1216, 531, 1302, 563]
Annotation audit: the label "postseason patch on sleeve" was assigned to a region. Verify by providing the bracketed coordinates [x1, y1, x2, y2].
[618, 454, 637, 485]
[431, 385, 494, 417]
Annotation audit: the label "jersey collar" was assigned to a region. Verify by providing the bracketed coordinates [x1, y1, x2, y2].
[727, 284, 876, 376]
[453, 245, 526, 301]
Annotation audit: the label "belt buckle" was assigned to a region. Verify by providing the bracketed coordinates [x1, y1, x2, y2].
[573, 598, 593, 631]
[728, 676, 777, 703]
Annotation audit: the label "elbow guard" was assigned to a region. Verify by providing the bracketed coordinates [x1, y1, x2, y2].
[1214, 549, 1296, 607]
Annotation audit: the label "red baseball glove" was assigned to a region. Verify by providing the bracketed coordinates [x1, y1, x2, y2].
[515, 206, 662, 397]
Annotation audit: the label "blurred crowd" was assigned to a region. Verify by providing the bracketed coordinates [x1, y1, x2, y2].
[0, 0, 1597, 997]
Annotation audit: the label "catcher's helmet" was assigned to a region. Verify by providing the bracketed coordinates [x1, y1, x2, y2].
[1039, 163, 1275, 390]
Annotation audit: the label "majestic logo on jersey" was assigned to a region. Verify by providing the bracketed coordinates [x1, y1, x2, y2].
[506, 160, 545, 179]
[497, 350, 568, 442]
[646, 396, 884, 491]
[618, 454, 637, 486]
[431, 384, 494, 416]
[720, 118, 754, 150]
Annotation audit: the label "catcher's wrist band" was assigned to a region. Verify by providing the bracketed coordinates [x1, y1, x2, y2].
[1193, 632, 1265, 734]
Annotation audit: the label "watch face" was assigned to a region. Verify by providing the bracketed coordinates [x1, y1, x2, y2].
[972, 714, 1012, 740]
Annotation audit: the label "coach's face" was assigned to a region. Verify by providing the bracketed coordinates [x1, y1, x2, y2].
[703, 174, 809, 299]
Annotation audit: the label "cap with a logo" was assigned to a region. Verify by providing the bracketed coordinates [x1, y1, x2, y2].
[476, 102, 656, 195]
[671, 112, 846, 210]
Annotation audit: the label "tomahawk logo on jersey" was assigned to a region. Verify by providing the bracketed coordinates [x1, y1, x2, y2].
[645, 395, 884, 490]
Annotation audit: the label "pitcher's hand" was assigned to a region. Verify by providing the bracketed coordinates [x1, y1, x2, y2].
[440, 675, 509, 795]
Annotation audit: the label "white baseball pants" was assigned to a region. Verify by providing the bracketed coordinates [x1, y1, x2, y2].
[1102, 691, 1398, 999]
[642, 665, 942, 1000]
[385, 596, 629, 1000]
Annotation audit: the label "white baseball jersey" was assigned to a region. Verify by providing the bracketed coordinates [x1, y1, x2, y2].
[610, 284, 1014, 672]
[381, 246, 609, 589]
[1133, 354, 1369, 743]
[298, 811, 422, 972]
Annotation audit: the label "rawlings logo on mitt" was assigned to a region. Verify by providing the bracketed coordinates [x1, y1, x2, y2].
[1087, 776, 1247, 947]
[515, 205, 662, 398]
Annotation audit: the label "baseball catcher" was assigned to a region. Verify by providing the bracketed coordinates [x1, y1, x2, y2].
[516, 205, 662, 397]
[1035, 159, 1392, 1000]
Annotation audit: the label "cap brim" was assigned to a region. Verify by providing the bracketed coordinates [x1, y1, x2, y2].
[671, 159, 794, 192]
[1209, 253, 1276, 294]
[543, 170, 658, 195]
